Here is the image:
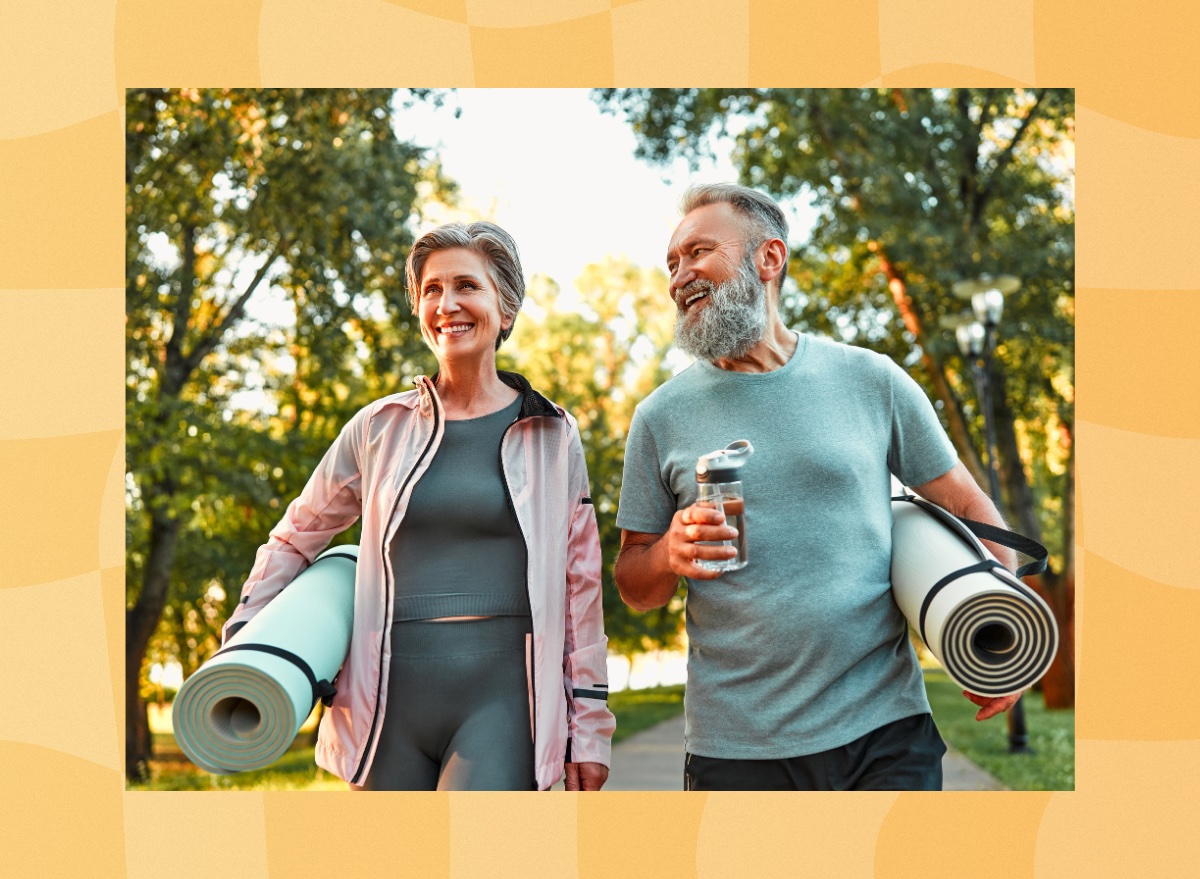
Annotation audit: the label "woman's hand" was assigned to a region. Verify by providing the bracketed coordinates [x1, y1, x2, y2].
[564, 761, 609, 791]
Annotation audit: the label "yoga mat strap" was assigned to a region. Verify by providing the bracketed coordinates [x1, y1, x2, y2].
[917, 559, 1005, 644]
[891, 494, 1049, 578]
[216, 643, 338, 709]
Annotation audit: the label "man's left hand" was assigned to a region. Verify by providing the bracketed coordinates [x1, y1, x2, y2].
[564, 761, 609, 791]
[963, 690, 1024, 721]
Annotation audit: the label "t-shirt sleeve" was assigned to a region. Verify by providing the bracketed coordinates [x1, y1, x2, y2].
[616, 406, 678, 535]
[885, 359, 959, 488]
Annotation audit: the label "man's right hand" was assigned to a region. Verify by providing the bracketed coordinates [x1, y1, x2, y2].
[665, 503, 739, 579]
[615, 505, 740, 611]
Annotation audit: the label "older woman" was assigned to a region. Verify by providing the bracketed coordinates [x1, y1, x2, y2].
[221, 222, 614, 791]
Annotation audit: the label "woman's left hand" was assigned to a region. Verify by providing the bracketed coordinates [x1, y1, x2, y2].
[564, 761, 609, 791]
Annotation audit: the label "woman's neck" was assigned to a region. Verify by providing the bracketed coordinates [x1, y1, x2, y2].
[434, 358, 519, 420]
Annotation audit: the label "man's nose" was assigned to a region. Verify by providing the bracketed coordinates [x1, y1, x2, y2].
[671, 260, 696, 297]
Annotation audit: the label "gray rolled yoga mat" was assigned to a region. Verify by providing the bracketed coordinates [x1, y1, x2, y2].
[173, 545, 357, 774]
[891, 501, 1057, 698]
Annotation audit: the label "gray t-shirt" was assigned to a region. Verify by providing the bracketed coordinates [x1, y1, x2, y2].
[616, 333, 957, 758]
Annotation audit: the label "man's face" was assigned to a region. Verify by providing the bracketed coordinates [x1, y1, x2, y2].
[666, 203, 769, 361]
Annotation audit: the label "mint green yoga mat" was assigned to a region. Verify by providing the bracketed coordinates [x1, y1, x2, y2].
[173, 545, 358, 774]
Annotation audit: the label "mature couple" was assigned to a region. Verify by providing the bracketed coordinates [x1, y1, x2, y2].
[222, 184, 1020, 792]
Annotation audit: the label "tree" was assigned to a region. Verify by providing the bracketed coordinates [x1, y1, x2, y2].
[596, 88, 1076, 705]
[500, 260, 682, 665]
[125, 88, 454, 780]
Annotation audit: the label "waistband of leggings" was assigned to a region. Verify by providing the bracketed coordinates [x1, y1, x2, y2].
[390, 615, 533, 656]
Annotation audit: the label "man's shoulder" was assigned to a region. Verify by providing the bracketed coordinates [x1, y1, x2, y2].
[805, 333, 894, 371]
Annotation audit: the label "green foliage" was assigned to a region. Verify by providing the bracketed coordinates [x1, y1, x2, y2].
[126, 88, 454, 692]
[925, 670, 1074, 791]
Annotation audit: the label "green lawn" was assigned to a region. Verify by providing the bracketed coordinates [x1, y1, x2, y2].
[924, 669, 1075, 791]
[610, 684, 685, 744]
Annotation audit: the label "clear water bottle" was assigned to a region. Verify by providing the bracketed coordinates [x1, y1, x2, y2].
[694, 440, 753, 572]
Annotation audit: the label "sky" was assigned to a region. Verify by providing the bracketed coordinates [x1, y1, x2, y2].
[389, 89, 817, 307]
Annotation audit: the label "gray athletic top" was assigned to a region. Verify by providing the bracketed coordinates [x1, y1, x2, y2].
[389, 395, 530, 621]
[617, 333, 958, 759]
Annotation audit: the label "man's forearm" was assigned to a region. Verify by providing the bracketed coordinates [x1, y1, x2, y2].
[614, 538, 680, 612]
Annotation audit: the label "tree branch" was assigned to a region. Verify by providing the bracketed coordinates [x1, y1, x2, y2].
[976, 89, 1044, 214]
[182, 238, 286, 378]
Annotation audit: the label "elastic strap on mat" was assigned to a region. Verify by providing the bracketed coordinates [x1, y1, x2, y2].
[215, 643, 337, 710]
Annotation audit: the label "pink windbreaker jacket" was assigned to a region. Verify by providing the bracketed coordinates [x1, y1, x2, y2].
[221, 371, 615, 790]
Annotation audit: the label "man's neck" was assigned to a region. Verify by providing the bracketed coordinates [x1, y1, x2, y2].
[711, 320, 798, 373]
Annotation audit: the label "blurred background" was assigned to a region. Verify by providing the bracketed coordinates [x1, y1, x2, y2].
[125, 88, 1074, 789]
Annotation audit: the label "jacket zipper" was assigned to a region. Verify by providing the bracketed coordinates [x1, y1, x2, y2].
[349, 381, 442, 786]
[498, 417, 538, 789]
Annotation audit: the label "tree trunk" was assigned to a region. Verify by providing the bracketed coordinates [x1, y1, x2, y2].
[125, 500, 181, 780]
[991, 370, 1043, 540]
[1030, 569, 1075, 708]
[872, 245, 988, 486]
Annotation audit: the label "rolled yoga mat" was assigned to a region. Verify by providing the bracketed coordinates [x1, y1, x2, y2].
[891, 499, 1057, 698]
[173, 545, 358, 774]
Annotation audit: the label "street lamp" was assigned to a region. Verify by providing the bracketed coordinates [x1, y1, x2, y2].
[950, 274, 1032, 754]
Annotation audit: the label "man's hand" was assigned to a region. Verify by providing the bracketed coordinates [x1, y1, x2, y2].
[665, 503, 739, 579]
[564, 761, 609, 791]
[963, 689, 1024, 721]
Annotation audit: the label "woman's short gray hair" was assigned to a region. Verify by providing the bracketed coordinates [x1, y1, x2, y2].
[681, 183, 789, 252]
[405, 221, 526, 350]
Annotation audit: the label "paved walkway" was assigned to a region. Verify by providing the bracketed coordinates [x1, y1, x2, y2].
[601, 713, 1008, 791]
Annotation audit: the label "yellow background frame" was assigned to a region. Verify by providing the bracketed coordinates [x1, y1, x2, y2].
[2, 1, 1198, 875]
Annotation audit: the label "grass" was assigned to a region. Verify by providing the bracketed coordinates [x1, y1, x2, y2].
[610, 684, 686, 745]
[924, 669, 1075, 791]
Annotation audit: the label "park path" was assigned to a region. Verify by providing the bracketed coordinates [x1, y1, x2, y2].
[600, 713, 1008, 791]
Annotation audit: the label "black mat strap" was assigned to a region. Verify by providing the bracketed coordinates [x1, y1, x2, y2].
[216, 643, 336, 709]
[892, 494, 1049, 578]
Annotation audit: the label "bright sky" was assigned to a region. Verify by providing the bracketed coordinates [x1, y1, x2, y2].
[391, 89, 816, 306]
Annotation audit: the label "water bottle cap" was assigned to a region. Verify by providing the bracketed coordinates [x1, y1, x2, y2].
[695, 439, 754, 483]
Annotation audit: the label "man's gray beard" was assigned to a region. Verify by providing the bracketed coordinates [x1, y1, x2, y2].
[673, 257, 768, 362]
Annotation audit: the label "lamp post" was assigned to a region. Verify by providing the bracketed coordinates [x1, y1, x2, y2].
[950, 275, 1032, 754]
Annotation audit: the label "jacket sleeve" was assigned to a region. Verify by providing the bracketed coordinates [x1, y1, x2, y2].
[561, 415, 616, 766]
[221, 404, 369, 644]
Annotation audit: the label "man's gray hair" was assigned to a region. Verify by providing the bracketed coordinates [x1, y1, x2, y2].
[405, 221, 525, 349]
[681, 183, 789, 252]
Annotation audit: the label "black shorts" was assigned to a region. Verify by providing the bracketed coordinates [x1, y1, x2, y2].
[684, 713, 947, 791]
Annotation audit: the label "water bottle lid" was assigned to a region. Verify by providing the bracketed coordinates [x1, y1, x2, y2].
[696, 464, 740, 483]
[695, 439, 754, 484]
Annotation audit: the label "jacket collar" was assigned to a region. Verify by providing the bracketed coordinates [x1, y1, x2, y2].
[416, 370, 561, 421]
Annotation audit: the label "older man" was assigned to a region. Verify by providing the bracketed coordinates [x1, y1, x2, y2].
[615, 183, 1020, 791]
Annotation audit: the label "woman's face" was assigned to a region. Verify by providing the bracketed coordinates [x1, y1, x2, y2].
[416, 247, 510, 366]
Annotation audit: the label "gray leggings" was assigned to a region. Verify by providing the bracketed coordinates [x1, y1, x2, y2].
[358, 616, 536, 791]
